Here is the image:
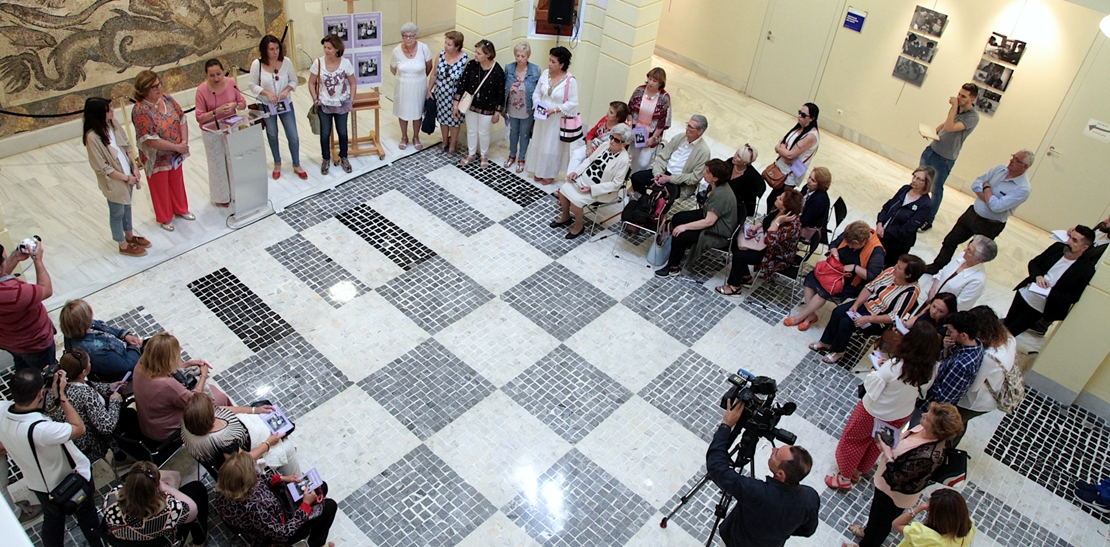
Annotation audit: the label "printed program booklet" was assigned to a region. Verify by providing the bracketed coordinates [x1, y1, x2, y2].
[287, 468, 323, 502]
[261, 405, 295, 436]
[873, 418, 900, 448]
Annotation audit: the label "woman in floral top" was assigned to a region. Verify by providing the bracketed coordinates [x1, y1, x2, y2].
[131, 70, 194, 232]
[104, 462, 207, 544]
[716, 188, 804, 296]
[627, 67, 672, 172]
[215, 451, 337, 547]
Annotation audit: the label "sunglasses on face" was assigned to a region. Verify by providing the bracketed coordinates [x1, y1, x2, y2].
[797, 110, 810, 118]
[610, 136, 624, 144]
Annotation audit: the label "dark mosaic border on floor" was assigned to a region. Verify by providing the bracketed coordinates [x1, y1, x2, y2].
[187, 268, 296, 353]
[266, 234, 370, 308]
[336, 203, 437, 271]
[457, 159, 549, 208]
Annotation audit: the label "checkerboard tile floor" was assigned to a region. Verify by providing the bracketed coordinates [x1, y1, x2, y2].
[15, 148, 1110, 547]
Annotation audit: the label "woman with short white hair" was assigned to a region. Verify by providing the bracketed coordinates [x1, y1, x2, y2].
[390, 22, 433, 150]
[550, 123, 632, 239]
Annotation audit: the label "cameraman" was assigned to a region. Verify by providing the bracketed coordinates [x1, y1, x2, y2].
[0, 368, 104, 547]
[707, 400, 819, 547]
[0, 240, 56, 370]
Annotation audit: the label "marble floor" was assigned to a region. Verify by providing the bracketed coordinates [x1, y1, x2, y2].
[2, 35, 1107, 547]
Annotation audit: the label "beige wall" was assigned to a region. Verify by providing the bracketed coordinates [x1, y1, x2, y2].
[654, 0, 768, 93]
[283, 0, 456, 65]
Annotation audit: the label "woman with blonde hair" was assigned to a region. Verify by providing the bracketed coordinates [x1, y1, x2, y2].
[60, 298, 141, 381]
[427, 30, 469, 154]
[215, 452, 338, 547]
[503, 40, 540, 172]
[103, 461, 208, 545]
[784, 220, 885, 330]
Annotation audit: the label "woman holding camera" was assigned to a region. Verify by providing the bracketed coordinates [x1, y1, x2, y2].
[103, 461, 207, 545]
[43, 348, 127, 463]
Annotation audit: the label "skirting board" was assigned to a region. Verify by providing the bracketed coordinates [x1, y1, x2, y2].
[652, 46, 749, 96]
[1024, 368, 1110, 422]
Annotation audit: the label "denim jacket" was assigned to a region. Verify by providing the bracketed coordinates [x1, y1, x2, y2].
[503, 61, 540, 114]
[64, 320, 141, 380]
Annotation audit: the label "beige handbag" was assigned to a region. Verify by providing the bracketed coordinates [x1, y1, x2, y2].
[457, 62, 494, 113]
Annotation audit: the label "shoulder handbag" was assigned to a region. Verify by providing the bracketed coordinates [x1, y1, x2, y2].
[813, 254, 851, 296]
[27, 421, 90, 512]
[558, 76, 583, 142]
[930, 446, 970, 487]
[457, 62, 494, 113]
[761, 162, 788, 189]
[646, 218, 672, 267]
[307, 59, 321, 135]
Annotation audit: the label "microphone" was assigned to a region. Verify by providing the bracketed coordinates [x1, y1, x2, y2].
[212, 90, 220, 129]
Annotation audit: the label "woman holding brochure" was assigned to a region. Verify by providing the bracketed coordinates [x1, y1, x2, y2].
[525, 46, 577, 184]
[181, 392, 300, 476]
[195, 59, 248, 207]
[250, 35, 307, 180]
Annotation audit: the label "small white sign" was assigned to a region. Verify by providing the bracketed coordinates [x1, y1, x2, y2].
[1083, 118, 1110, 143]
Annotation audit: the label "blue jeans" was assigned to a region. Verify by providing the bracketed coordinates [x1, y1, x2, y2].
[920, 146, 956, 223]
[107, 200, 132, 242]
[318, 110, 349, 161]
[263, 108, 301, 167]
[4, 342, 57, 370]
[508, 116, 534, 159]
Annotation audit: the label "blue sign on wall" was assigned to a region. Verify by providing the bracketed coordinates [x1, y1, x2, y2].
[844, 7, 867, 32]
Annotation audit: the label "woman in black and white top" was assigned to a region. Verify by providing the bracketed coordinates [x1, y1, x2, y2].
[551, 123, 632, 239]
[250, 34, 306, 180]
[453, 39, 506, 169]
[181, 392, 298, 476]
[43, 348, 127, 463]
[103, 461, 207, 545]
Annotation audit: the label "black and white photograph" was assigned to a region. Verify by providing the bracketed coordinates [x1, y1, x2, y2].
[358, 20, 377, 40]
[893, 56, 927, 87]
[322, 15, 353, 49]
[983, 32, 1027, 66]
[974, 59, 1014, 92]
[910, 5, 948, 38]
[272, 99, 289, 115]
[975, 89, 1002, 116]
[901, 31, 938, 63]
[353, 51, 383, 85]
[353, 12, 383, 48]
[328, 22, 348, 42]
[359, 59, 378, 78]
[266, 412, 288, 432]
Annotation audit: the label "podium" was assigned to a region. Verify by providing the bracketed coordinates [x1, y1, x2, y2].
[202, 110, 272, 228]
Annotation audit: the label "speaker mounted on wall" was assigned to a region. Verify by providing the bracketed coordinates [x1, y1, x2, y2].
[547, 0, 575, 26]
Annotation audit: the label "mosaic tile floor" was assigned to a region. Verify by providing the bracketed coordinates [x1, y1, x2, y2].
[11, 149, 1110, 547]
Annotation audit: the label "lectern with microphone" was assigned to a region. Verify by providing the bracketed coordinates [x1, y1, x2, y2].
[201, 109, 271, 228]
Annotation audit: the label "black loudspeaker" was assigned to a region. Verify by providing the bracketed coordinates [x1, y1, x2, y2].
[547, 0, 575, 25]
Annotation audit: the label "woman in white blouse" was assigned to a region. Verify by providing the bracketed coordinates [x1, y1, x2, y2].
[826, 322, 940, 491]
[525, 46, 577, 185]
[953, 305, 1018, 446]
[250, 35, 306, 180]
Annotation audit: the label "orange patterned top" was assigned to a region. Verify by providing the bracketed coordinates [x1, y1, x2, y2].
[131, 95, 187, 176]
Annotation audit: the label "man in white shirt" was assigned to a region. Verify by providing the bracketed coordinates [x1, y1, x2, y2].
[925, 235, 998, 311]
[0, 369, 103, 547]
[1004, 226, 1096, 336]
[630, 115, 711, 196]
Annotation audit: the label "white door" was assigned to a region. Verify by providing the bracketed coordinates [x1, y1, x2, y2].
[747, 0, 841, 114]
[1023, 38, 1110, 230]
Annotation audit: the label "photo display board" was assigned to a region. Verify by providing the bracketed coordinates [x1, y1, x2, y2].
[323, 12, 383, 87]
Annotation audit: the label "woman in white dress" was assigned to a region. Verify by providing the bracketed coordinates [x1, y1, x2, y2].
[390, 22, 433, 151]
[550, 123, 631, 239]
[525, 46, 577, 185]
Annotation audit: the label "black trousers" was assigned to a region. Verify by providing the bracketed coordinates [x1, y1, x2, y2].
[727, 248, 766, 286]
[819, 301, 885, 353]
[667, 210, 705, 268]
[1003, 291, 1043, 336]
[34, 480, 103, 547]
[631, 168, 670, 194]
[929, 206, 1006, 273]
[177, 480, 210, 544]
[859, 487, 905, 547]
[878, 237, 910, 269]
[290, 482, 338, 547]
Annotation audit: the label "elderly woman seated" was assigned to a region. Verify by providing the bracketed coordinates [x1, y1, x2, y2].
[808, 254, 926, 364]
[215, 451, 338, 547]
[43, 348, 127, 463]
[654, 159, 737, 277]
[183, 392, 299, 476]
[714, 187, 803, 294]
[60, 299, 142, 381]
[550, 122, 632, 239]
[783, 220, 885, 330]
[103, 461, 208, 545]
[924, 235, 997, 311]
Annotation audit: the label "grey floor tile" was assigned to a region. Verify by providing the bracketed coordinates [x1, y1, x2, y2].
[187, 267, 296, 352]
[501, 262, 617, 341]
[337, 203, 437, 271]
[639, 350, 732, 443]
[622, 278, 735, 346]
[500, 198, 596, 260]
[375, 255, 495, 334]
[266, 233, 371, 308]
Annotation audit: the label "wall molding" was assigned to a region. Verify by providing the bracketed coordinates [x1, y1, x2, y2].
[1026, 369, 1079, 406]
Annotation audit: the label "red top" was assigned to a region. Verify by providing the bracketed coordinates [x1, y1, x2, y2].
[194, 81, 247, 123]
[0, 277, 53, 353]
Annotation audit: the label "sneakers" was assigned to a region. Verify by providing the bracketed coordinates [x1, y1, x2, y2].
[654, 266, 679, 278]
[119, 244, 147, 257]
[1076, 480, 1110, 513]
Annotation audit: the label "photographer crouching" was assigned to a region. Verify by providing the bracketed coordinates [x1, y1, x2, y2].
[707, 398, 820, 547]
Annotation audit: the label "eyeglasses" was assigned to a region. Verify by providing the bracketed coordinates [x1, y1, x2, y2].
[686, 123, 699, 131]
[151, 82, 163, 88]
[797, 110, 810, 118]
[402, 33, 416, 39]
[912, 175, 927, 182]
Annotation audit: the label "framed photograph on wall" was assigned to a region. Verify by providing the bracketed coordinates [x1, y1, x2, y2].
[983, 32, 1027, 66]
[973, 59, 1014, 92]
[323, 14, 353, 49]
[910, 6, 948, 38]
[902, 31, 938, 63]
[975, 90, 1002, 116]
[893, 56, 927, 87]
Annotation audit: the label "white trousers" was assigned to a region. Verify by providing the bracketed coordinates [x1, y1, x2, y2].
[465, 111, 493, 157]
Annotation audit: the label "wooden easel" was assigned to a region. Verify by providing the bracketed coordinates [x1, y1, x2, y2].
[329, 0, 385, 159]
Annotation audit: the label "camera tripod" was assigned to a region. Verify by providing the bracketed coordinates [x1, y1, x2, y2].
[659, 425, 766, 547]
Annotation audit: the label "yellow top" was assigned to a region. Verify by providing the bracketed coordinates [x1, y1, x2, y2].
[896, 522, 977, 547]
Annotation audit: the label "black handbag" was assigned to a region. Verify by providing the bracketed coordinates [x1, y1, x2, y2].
[421, 97, 437, 135]
[28, 421, 90, 512]
[930, 446, 970, 487]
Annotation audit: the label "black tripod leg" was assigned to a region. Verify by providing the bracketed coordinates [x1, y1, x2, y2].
[705, 490, 732, 547]
[659, 472, 715, 528]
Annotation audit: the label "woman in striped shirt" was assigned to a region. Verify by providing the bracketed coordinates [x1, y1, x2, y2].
[808, 254, 926, 364]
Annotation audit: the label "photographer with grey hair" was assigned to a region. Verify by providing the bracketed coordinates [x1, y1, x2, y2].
[925, 234, 998, 311]
[927, 150, 1033, 274]
[551, 124, 632, 239]
[630, 115, 710, 197]
[728, 143, 765, 216]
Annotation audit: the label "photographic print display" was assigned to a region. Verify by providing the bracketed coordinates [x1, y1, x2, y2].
[354, 51, 382, 85]
[910, 5, 948, 38]
[983, 32, 1026, 66]
[973, 59, 1014, 92]
[354, 12, 381, 48]
[902, 31, 938, 63]
[323, 14, 352, 49]
[975, 89, 1002, 116]
[893, 56, 927, 87]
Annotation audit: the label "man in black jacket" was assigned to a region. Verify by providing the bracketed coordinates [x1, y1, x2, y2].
[1004, 225, 1096, 336]
[706, 400, 820, 547]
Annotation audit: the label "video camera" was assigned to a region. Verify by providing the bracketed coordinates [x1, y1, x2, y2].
[719, 369, 797, 448]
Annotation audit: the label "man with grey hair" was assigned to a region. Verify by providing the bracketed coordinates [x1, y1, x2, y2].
[630, 115, 710, 196]
[927, 150, 1033, 274]
[926, 235, 998, 311]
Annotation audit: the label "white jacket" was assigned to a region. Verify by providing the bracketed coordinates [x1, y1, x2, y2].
[863, 359, 933, 422]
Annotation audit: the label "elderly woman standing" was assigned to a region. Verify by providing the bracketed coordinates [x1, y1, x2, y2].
[250, 34, 307, 180]
[60, 299, 141, 381]
[876, 167, 934, 266]
[627, 67, 672, 172]
[131, 70, 193, 232]
[309, 34, 357, 175]
[195, 59, 248, 207]
[427, 30, 468, 155]
[656, 159, 738, 277]
[551, 123, 632, 239]
[390, 22, 433, 151]
[526, 46, 577, 185]
[453, 39, 506, 169]
[503, 41, 540, 173]
[766, 102, 820, 206]
[82, 97, 149, 256]
[784, 220, 885, 331]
